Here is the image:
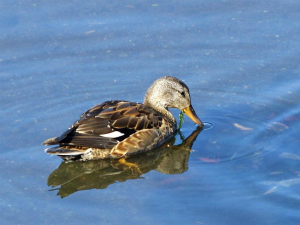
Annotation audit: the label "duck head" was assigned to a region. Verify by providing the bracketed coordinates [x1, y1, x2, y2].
[144, 76, 203, 127]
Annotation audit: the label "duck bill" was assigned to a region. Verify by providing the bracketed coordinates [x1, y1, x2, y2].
[183, 105, 204, 127]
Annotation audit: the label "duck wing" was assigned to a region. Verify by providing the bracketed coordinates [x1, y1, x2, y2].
[43, 100, 163, 149]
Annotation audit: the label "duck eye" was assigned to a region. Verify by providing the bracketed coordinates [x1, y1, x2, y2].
[180, 91, 185, 97]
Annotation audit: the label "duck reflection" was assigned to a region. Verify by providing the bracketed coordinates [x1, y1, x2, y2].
[47, 126, 202, 198]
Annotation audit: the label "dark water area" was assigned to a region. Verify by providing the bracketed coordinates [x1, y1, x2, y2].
[1, 0, 300, 224]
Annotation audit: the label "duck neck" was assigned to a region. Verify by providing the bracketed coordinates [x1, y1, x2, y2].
[143, 99, 176, 125]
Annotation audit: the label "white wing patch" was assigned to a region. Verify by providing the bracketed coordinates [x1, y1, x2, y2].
[100, 131, 124, 138]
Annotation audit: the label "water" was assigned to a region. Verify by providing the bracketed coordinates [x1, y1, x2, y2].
[1, 0, 300, 224]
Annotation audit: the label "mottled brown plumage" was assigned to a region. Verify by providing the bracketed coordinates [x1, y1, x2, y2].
[43, 76, 203, 161]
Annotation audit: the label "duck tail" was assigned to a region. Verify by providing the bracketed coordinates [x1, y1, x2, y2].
[43, 137, 59, 145]
[45, 147, 84, 161]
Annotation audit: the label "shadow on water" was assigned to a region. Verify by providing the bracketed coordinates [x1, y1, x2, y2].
[47, 126, 203, 198]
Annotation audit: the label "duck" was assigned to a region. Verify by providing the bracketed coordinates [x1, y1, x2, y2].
[43, 76, 203, 161]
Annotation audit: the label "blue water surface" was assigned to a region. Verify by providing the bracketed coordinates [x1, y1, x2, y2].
[1, 0, 300, 224]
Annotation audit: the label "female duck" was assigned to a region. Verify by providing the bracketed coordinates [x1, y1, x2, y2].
[43, 76, 203, 161]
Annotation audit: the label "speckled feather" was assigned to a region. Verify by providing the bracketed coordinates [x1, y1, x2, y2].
[44, 100, 174, 160]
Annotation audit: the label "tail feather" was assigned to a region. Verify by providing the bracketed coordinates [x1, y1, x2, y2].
[43, 137, 59, 146]
[45, 147, 86, 161]
[45, 147, 85, 156]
